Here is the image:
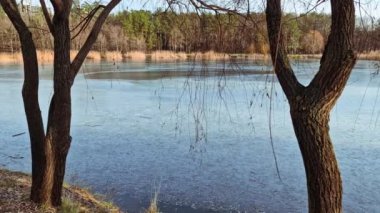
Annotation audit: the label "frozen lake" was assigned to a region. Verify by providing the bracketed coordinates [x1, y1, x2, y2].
[0, 59, 379, 212]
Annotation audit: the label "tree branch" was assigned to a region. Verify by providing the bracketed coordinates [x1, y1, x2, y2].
[71, 5, 106, 40]
[266, 0, 304, 100]
[70, 0, 121, 83]
[167, 0, 263, 43]
[309, 0, 357, 106]
[189, 0, 238, 13]
[40, 0, 54, 34]
[0, 0, 26, 32]
[50, 0, 73, 19]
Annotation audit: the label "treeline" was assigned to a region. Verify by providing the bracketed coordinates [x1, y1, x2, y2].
[0, 6, 379, 54]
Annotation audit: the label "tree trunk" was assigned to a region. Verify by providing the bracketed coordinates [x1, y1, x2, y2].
[265, 0, 356, 212]
[31, 12, 73, 207]
[290, 105, 342, 213]
[0, 1, 47, 203]
[48, 13, 73, 206]
[45, 92, 72, 207]
[1, 0, 120, 207]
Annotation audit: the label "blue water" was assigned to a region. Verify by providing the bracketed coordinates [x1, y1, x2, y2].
[0, 59, 379, 212]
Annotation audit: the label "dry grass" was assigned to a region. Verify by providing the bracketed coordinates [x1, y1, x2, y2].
[0, 168, 123, 213]
[7, 49, 377, 64]
[187, 51, 229, 60]
[124, 51, 146, 61]
[0, 50, 103, 65]
[0, 50, 270, 64]
[101, 51, 123, 61]
[38, 50, 54, 62]
[0, 52, 23, 64]
[144, 192, 159, 213]
[358, 50, 380, 60]
[149, 50, 188, 61]
[289, 51, 380, 61]
[85, 51, 102, 61]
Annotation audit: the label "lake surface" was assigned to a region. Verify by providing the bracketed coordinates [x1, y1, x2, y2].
[0, 59, 379, 213]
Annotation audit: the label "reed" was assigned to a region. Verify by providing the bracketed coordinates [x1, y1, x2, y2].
[358, 50, 380, 61]
[101, 51, 123, 61]
[0, 52, 22, 64]
[149, 50, 188, 61]
[0, 50, 103, 64]
[6, 49, 375, 65]
[125, 51, 146, 61]
[144, 191, 160, 213]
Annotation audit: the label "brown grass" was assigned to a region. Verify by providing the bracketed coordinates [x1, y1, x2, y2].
[185, 51, 229, 60]
[80, 51, 102, 61]
[0, 168, 123, 213]
[0, 50, 269, 64]
[144, 192, 159, 213]
[358, 50, 380, 61]
[7, 49, 376, 65]
[0, 52, 23, 64]
[124, 51, 146, 61]
[149, 50, 187, 61]
[101, 51, 123, 61]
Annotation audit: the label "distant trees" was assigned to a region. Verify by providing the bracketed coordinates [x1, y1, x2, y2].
[1, 6, 378, 54]
[354, 20, 380, 52]
[0, 7, 20, 52]
[283, 15, 301, 53]
[118, 10, 156, 50]
[301, 30, 324, 54]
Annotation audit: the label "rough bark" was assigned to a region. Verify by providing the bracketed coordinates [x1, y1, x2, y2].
[1, 0, 120, 207]
[0, 0, 47, 203]
[48, 8, 73, 206]
[290, 100, 343, 213]
[266, 0, 357, 212]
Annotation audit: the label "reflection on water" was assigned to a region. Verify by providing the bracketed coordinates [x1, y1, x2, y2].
[0, 60, 379, 213]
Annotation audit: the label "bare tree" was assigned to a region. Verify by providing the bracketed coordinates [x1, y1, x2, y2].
[266, 0, 356, 212]
[0, 0, 120, 206]
[301, 30, 324, 54]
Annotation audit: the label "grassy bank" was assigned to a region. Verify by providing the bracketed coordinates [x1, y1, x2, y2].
[1, 50, 378, 65]
[289, 51, 380, 61]
[0, 50, 270, 64]
[0, 168, 122, 213]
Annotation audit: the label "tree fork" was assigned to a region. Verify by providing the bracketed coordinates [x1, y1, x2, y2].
[266, 0, 356, 212]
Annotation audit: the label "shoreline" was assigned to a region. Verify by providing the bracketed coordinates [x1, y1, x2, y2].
[0, 50, 271, 65]
[0, 50, 378, 65]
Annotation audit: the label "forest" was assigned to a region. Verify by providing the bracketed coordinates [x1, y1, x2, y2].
[0, 5, 379, 55]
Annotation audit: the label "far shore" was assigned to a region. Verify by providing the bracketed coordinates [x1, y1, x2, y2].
[0, 50, 379, 65]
